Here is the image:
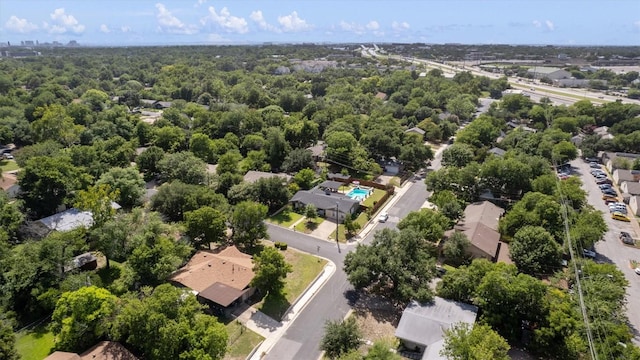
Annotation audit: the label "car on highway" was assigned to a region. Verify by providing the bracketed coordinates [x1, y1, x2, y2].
[377, 211, 389, 223]
[582, 249, 597, 259]
[611, 212, 631, 222]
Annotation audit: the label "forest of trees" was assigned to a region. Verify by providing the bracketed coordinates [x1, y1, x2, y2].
[0, 44, 639, 359]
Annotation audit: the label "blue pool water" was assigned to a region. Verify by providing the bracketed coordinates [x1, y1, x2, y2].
[346, 188, 369, 201]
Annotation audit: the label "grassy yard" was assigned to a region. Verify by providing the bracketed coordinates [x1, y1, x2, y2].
[256, 246, 327, 321]
[15, 326, 55, 360]
[224, 320, 264, 360]
[294, 216, 324, 233]
[267, 210, 303, 228]
[362, 188, 387, 208]
[329, 212, 369, 243]
[0, 159, 19, 172]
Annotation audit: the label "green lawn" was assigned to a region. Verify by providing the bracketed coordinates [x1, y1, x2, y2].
[329, 212, 369, 243]
[362, 188, 387, 208]
[15, 326, 55, 360]
[257, 247, 327, 321]
[294, 216, 324, 233]
[267, 210, 303, 228]
[224, 320, 264, 360]
[0, 159, 19, 172]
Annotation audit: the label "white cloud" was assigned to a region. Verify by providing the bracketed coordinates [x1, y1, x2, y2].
[339, 21, 364, 34]
[635, 20, 640, 29]
[366, 21, 379, 30]
[39, 9, 84, 34]
[4, 15, 38, 33]
[391, 21, 410, 31]
[47, 8, 85, 34]
[100, 24, 110, 33]
[155, 3, 197, 34]
[545, 20, 554, 31]
[250, 10, 279, 32]
[121, 26, 131, 33]
[532, 20, 542, 28]
[202, 6, 248, 33]
[278, 11, 312, 32]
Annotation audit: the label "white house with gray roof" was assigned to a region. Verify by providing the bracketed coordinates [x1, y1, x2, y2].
[395, 297, 478, 360]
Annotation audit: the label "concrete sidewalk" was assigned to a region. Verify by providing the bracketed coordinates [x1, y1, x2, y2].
[244, 259, 337, 360]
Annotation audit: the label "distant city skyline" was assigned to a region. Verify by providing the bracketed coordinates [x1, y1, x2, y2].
[1, 0, 639, 46]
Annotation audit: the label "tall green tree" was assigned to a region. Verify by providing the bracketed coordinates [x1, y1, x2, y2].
[442, 143, 475, 168]
[230, 201, 268, 250]
[397, 209, 449, 243]
[158, 151, 207, 185]
[0, 318, 18, 360]
[19, 156, 91, 217]
[184, 206, 227, 249]
[320, 317, 362, 360]
[509, 226, 562, 276]
[441, 323, 510, 360]
[136, 146, 166, 179]
[97, 166, 146, 207]
[51, 286, 117, 352]
[112, 284, 228, 360]
[251, 246, 293, 295]
[75, 184, 119, 229]
[344, 228, 436, 303]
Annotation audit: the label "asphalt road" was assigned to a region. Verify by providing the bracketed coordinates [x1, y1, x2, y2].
[264, 146, 447, 359]
[571, 159, 640, 343]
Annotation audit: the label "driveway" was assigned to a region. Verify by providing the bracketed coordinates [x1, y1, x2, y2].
[572, 159, 640, 343]
[309, 219, 339, 240]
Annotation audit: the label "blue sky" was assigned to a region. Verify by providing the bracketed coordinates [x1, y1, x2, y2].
[1, 0, 639, 46]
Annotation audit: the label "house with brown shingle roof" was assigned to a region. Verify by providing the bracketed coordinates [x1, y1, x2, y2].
[45, 341, 137, 360]
[453, 201, 504, 261]
[169, 246, 255, 315]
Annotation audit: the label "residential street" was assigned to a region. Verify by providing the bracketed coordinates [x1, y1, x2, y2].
[263, 146, 447, 359]
[572, 159, 640, 343]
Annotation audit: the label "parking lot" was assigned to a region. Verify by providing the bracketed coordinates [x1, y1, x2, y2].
[571, 158, 640, 342]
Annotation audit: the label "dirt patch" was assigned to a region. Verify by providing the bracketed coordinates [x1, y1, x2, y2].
[351, 293, 402, 343]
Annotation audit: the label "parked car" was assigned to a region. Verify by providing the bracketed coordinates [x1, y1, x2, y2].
[3, 154, 13, 160]
[603, 195, 619, 202]
[610, 207, 628, 214]
[596, 179, 613, 185]
[599, 184, 612, 190]
[377, 211, 389, 223]
[635, 268, 640, 275]
[621, 232, 635, 245]
[585, 157, 599, 163]
[602, 189, 618, 196]
[582, 249, 597, 259]
[611, 212, 631, 222]
[589, 163, 601, 168]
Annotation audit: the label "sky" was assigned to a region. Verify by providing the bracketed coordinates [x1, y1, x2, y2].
[1, 0, 639, 46]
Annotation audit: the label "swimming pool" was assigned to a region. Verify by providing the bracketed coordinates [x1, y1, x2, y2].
[346, 188, 369, 201]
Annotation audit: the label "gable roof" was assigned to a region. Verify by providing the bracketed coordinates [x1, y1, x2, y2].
[243, 170, 291, 184]
[290, 189, 360, 211]
[36, 203, 122, 232]
[395, 297, 478, 349]
[454, 201, 504, 258]
[405, 126, 426, 135]
[488, 147, 506, 157]
[319, 180, 344, 191]
[45, 341, 137, 360]
[199, 282, 249, 307]
[170, 246, 254, 295]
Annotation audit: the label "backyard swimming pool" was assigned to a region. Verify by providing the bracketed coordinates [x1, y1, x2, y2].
[346, 188, 370, 201]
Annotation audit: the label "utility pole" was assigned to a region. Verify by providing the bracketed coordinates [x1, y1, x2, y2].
[335, 202, 339, 245]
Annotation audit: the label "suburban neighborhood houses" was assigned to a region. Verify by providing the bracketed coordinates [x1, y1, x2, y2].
[0, 41, 639, 360]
